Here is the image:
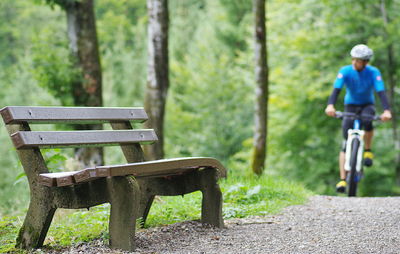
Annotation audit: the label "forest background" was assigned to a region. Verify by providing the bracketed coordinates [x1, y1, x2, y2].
[1, 0, 400, 216]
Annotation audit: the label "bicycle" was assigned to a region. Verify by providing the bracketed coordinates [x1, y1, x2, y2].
[335, 111, 380, 197]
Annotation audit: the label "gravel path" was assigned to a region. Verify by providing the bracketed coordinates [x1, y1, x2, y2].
[36, 196, 400, 254]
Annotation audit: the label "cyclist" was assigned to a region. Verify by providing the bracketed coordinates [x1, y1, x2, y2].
[325, 44, 392, 193]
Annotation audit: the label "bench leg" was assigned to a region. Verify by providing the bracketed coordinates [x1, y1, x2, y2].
[107, 176, 140, 251]
[138, 194, 155, 227]
[200, 169, 224, 228]
[16, 199, 56, 249]
[136, 179, 156, 227]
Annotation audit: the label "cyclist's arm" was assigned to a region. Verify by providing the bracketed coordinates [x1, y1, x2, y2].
[377, 91, 390, 111]
[327, 88, 341, 105]
[326, 71, 345, 117]
[328, 69, 346, 105]
[377, 91, 392, 121]
[374, 69, 392, 121]
[373, 68, 392, 121]
[325, 88, 341, 117]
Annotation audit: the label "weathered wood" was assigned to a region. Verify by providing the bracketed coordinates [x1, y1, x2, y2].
[95, 157, 227, 179]
[3, 122, 141, 250]
[5, 123, 58, 248]
[38, 157, 226, 187]
[107, 176, 140, 251]
[136, 191, 155, 227]
[0, 106, 148, 124]
[199, 168, 224, 228]
[16, 198, 56, 249]
[11, 130, 157, 149]
[52, 179, 109, 209]
[136, 169, 224, 228]
[2, 105, 227, 251]
[73, 168, 97, 183]
[39, 171, 79, 187]
[110, 121, 152, 227]
[111, 121, 225, 228]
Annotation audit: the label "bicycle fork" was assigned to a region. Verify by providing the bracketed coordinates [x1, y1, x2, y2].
[344, 129, 365, 174]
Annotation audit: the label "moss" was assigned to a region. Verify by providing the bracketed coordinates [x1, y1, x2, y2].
[16, 224, 42, 249]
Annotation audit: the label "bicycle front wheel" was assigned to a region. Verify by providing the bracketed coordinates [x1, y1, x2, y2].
[348, 138, 360, 197]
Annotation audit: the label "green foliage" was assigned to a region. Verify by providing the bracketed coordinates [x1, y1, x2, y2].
[39, 0, 79, 10]
[222, 175, 311, 218]
[165, 0, 253, 164]
[358, 128, 399, 196]
[45, 205, 110, 246]
[0, 2, 19, 66]
[42, 149, 69, 172]
[97, 0, 147, 107]
[1, 0, 400, 224]
[31, 27, 80, 106]
[145, 193, 203, 227]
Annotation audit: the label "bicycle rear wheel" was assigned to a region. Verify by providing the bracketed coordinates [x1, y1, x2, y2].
[348, 138, 360, 197]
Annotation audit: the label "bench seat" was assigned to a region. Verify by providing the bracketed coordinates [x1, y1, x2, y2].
[39, 157, 227, 187]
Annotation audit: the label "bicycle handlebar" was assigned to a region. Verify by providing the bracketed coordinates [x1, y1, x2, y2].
[335, 111, 381, 121]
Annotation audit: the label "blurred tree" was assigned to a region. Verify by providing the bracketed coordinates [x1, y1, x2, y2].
[144, 0, 169, 160]
[44, 0, 103, 167]
[165, 0, 253, 168]
[379, 0, 400, 184]
[252, 0, 268, 175]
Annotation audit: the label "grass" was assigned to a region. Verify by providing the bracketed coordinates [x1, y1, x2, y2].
[0, 216, 21, 253]
[0, 174, 312, 253]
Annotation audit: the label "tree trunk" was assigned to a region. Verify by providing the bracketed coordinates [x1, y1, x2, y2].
[144, 0, 169, 160]
[65, 0, 104, 167]
[251, 0, 269, 176]
[380, 0, 400, 184]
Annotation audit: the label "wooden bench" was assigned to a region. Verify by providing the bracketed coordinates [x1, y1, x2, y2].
[1, 106, 226, 251]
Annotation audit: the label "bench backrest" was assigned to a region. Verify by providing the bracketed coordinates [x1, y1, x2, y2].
[1, 106, 154, 185]
[2, 106, 157, 148]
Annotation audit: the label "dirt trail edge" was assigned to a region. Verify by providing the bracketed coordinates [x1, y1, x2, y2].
[35, 196, 400, 254]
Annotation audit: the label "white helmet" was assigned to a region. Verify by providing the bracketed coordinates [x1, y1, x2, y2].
[350, 44, 373, 60]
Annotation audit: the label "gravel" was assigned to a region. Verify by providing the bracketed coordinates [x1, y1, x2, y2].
[33, 195, 400, 254]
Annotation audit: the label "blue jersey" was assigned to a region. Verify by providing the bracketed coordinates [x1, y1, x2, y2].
[333, 65, 385, 105]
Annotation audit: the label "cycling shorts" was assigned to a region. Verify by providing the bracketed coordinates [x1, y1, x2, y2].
[341, 104, 375, 151]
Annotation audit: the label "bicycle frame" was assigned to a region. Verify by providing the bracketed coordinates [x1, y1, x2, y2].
[335, 111, 380, 196]
[344, 119, 365, 175]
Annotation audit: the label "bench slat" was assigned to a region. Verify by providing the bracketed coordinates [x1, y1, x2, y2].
[38, 157, 227, 187]
[39, 171, 80, 187]
[12, 130, 157, 149]
[0, 106, 148, 124]
[74, 168, 98, 183]
[95, 157, 227, 178]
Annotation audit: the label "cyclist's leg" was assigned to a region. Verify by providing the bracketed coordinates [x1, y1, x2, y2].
[337, 105, 356, 192]
[337, 149, 347, 193]
[364, 131, 373, 149]
[362, 104, 375, 150]
[362, 104, 375, 166]
[339, 149, 346, 179]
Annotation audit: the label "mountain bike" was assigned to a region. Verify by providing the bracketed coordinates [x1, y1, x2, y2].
[335, 111, 380, 197]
